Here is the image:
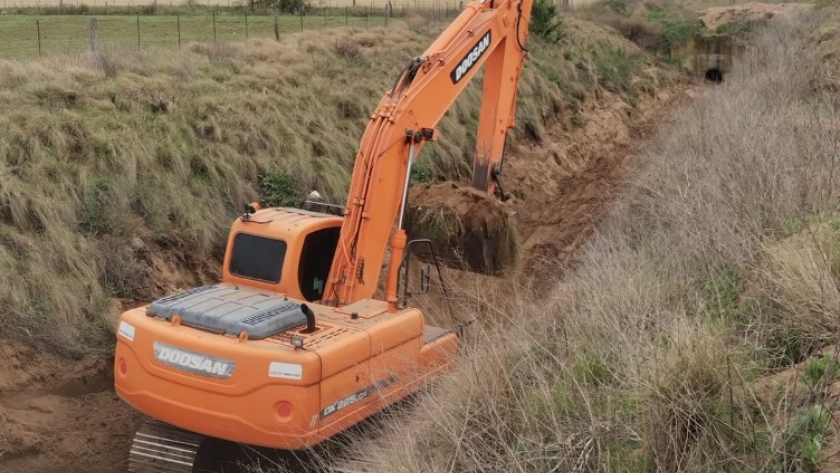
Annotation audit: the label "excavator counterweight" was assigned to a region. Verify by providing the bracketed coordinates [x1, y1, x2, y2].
[114, 0, 534, 470]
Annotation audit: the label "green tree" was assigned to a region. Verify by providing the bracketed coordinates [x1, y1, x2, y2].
[530, 0, 565, 44]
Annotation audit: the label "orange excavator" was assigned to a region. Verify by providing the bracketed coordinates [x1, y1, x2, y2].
[114, 0, 533, 470]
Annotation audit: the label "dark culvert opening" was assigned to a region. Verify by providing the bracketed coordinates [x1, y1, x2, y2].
[705, 68, 724, 84]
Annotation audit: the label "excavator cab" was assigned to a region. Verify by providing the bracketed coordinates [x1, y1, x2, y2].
[225, 203, 343, 302]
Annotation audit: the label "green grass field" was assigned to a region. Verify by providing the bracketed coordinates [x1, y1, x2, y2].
[0, 13, 391, 59]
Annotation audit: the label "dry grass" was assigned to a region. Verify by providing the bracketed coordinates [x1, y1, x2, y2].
[319, 7, 840, 473]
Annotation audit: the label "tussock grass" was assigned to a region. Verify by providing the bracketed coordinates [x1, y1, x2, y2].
[332, 8, 840, 473]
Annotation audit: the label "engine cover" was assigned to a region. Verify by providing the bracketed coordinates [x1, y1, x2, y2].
[146, 284, 307, 339]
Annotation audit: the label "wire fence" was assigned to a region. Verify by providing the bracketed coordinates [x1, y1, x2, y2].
[0, 5, 464, 59]
[0, 0, 595, 60]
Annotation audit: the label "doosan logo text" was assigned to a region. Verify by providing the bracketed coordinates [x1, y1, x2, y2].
[153, 342, 236, 379]
[451, 31, 492, 84]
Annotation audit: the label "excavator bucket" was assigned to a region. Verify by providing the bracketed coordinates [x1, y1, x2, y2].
[406, 182, 520, 275]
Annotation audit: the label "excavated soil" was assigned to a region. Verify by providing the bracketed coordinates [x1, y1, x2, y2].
[406, 183, 519, 275]
[0, 339, 145, 473]
[502, 87, 695, 284]
[405, 87, 698, 289]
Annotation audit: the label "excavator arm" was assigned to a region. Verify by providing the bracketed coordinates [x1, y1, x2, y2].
[324, 0, 534, 309]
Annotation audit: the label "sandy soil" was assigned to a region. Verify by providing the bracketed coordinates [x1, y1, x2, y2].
[504, 87, 697, 284]
[0, 339, 145, 473]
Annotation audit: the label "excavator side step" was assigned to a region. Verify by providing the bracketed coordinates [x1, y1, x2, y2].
[129, 418, 205, 473]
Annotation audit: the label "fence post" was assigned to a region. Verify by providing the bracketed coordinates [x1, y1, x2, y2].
[365, 6, 368, 27]
[36, 19, 41, 57]
[212, 11, 216, 43]
[89, 17, 98, 52]
[245, 12, 248, 39]
[177, 13, 181, 50]
[274, 11, 280, 41]
[136, 15, 140, 48]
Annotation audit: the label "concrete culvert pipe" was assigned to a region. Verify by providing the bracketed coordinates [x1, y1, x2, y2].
[705, 68, 724, 84]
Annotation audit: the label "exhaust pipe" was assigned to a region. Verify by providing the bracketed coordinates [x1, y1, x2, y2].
[300, 304, 317, 333]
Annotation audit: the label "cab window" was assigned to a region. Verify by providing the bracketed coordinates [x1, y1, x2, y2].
[298, 227, 340, 301]
[229, 233, 286, 283]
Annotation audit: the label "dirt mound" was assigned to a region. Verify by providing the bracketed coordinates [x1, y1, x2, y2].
[0, 339, 144, 473]
[700, 2, 813, 31]
[407, 183, 520, 275]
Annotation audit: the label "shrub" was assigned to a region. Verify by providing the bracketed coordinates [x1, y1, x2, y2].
[530, 0, 565, 44]
[259, 171, 301, 208]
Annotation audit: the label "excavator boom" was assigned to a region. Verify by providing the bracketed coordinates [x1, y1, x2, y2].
[324, 0, 532, 308]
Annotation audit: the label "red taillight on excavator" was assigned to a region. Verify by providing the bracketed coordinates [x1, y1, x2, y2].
[118, 358, 128, 376]
[275, 401, 293, 420]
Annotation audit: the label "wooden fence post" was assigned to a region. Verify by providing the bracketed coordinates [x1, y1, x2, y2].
[244, 12, 248, 39]
[89, 17, 98, 52]
[136, 15, 140, 48]
[36, 19, 41, 57]
[177, 14, 181, 50]
[212, 11, 216, 43]
[274, 11, 280, 41]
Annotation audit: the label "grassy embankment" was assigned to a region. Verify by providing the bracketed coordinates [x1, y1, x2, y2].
[335, 5, 840, 473]
[0, 2, 680, 353]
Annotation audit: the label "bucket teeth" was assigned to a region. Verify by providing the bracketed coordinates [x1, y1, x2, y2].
[128, 418, 204, 473]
